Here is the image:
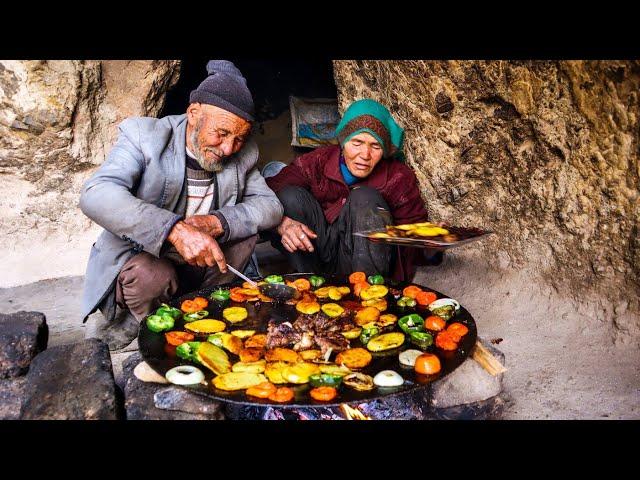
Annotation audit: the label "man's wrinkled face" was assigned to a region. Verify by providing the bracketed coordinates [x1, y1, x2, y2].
[342, 132, 385, 178]
[186, 103, 251, 172]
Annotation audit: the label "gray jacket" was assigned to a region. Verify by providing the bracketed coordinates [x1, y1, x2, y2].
[79, 114, 283, 321]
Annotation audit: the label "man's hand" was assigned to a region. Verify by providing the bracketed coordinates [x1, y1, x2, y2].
[183, 214, 225, 238]
[167, 221, 227, 272]
[276, 216, 317, 253]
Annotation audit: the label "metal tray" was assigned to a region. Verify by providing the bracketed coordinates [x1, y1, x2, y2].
[138, 273, 477, 409]
[354, 225, 493, 250]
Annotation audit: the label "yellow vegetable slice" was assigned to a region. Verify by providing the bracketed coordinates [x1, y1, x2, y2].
[184, 319, 226, 334]
[265, 361, 289, 384]
[296, 301, 320, 315]
[232, 360, 266, 373]
[412, 226, 449, 237]
[321, 303, 345, 318]
[299, 349, 322, 361]
[318, 364, 352, 376]
[367, 332, 406, 352]
[230, 329, 256, 339]
[213, 372, 267, 391]
[377, 313, 398, 328]
[223, 307, 248, 323]
[196, 342, 231, 375]
[328, 287, 343, 301]
[337, 286, 351, 295]
[361, 298, 388, 312]
[360, 285, 389, 300]
[341, 327, 362, 339]
[281, 362, 321, 384]
[314, 287, 332, 298]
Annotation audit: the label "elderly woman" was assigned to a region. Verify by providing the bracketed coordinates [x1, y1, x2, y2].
[265, 98, 441, 281]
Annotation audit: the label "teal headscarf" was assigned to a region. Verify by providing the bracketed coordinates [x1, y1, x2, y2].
[334, 99, 404, 158]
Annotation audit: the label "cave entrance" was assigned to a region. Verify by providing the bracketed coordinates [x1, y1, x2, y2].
[161, 59, 339, 171]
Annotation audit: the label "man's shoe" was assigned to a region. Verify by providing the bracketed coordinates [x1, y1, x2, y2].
[85, 308, 141, 352]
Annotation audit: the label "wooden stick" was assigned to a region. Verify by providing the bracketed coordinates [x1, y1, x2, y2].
[472, 340, 507, 376]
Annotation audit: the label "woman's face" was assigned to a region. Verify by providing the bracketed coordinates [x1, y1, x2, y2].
[342, 132, 384, 178]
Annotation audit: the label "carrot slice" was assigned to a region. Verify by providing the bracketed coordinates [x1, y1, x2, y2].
[349, 272, 366, 284]
[416, 291, 437, 306]
[310, 386, 338, 402]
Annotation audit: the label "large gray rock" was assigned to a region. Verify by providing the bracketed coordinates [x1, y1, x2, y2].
[0, 311, 48, 378]
[431, 338, 505, 410]
[0, 377, 27, 420]
[123, 353, 224, 420]
[20, 339, 120, 420]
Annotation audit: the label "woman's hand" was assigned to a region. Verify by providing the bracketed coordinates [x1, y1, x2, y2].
[276, 216, 317, 253]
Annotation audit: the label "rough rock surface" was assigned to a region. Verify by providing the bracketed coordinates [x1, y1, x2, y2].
[334, 60, 640, 344]
[20, 339, 120, 420]
[0, 311, 48, 378]
[0, 377, 27, 420]
[0, 60, 180, 287]
[123, 352, 224, 420]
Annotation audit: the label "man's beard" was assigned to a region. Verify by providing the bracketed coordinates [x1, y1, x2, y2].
[190, 122, 225, 173]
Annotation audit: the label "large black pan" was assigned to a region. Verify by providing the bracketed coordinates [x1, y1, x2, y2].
[138, 273, 477, 408]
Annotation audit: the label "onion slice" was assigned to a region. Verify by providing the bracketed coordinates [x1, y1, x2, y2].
[165, 365, 205, 385]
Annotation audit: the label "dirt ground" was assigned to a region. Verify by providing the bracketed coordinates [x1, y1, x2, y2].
[1, 242, 638, 420]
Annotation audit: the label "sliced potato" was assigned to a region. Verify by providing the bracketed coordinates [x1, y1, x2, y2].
[231, 329, 256, 339]
[335, 348, 372, 369]
[299, 349, 322, 361]
[265, 361, 289, 384]
[264, 347, 300, 363]
[318, 364, 352, 376]
[213, 372, 267, 391]
[367, 332, 405, 352]
[223, 306, 248, 323]
[239, 347, 264, 363]
[281, 362, 321, 384]
[341, 327, 362, 340]
[327, 287, 343, 301]
[377, 313, 397, 327]
[244, 334, 267, 349]
[196, 342, 231, 375]
[355, 307, 380, 326]
[314, 286, 332, 298]
[232, 360, 266, 373]
[185, 319, 226, 334]
[337, 286, 351, 295]
[207, 332, 243, 355]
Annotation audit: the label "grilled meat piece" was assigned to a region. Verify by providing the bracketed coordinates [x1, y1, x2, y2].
[266, 320, 301, 349]
[292, 314, 316, 333]
[315, 331, 349, 355]
[293, 332, 315, 351]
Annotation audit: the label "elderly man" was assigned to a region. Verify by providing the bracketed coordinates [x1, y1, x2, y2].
[265, 98, 441, 282]
[80, 60, 283, 350]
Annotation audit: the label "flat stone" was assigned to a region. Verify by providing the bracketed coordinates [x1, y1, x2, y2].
[0, 377, 27, 420]
[154, 387, 223, 415]
[430, 338, 505, 410]
[430, 395, 506, 420]
[0, 311, 48, 379]
[123, 353, 223, 420]
[20, 339, 120, 420]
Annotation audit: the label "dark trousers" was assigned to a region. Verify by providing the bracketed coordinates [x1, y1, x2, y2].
[267, 186, 394, 277]
[112, 234, 257, 321]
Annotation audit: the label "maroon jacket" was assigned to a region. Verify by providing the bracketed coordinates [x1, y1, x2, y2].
[266, 145, 430, 281]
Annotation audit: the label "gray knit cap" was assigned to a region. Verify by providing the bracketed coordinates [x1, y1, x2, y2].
[189, 60, 255, 122]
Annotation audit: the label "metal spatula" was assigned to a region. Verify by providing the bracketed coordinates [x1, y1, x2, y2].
[226, 265, 298, 302]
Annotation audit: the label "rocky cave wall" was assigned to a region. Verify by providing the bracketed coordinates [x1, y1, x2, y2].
[333, 60, 640, 341]
[0, 60, 180, 287]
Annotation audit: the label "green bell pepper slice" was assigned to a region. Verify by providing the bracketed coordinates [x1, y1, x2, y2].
[309, 275, 326, 288]
[175, 341, 202, 363]
[264, 274, 284, 284]
[209, 288, 230, 302]
[360, 326, 380, 345]
[398, 314, 425, 334]
[431, 305, 456, 321]
[183, 310, 209, 322]
[410, 331, 434, 349]
[397, 296, 417, 308]
[155, 303, 182, 320]
[309, 373, 343, 388]
[367, 274, 385, 285]
[146, 314, 175, 333]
